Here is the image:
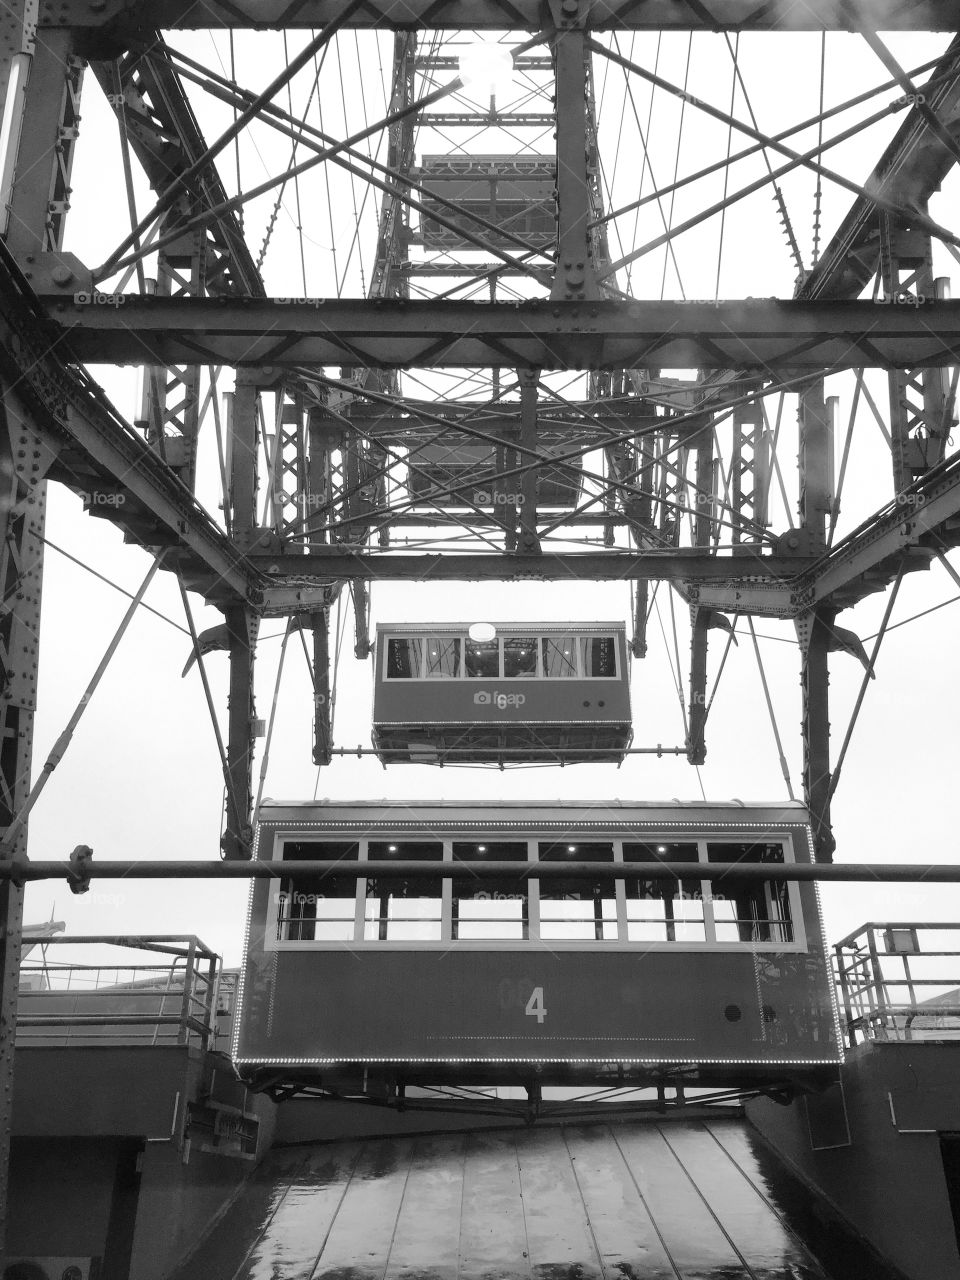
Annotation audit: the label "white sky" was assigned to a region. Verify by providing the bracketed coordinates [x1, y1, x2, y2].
[19, 25, 960, 967]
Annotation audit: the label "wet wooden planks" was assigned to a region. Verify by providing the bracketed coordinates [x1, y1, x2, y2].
[171, 1119, 831, 1280]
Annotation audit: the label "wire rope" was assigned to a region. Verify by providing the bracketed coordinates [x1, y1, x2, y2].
[178, 576, 246, 838]
[609, 31, 684, 296]
[828, 565, 904, 801]
[658, 31, 693, 300]
[747, 617, 795, 800]
[255, 620, 292, 811]
[714, 34, 739, 301]
[0, 557, 166, 854]
[229, 31, 243, 233]
[812, 31, 826, 266]
[40, 536, 190, 636]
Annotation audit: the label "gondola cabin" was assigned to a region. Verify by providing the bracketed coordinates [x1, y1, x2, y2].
[233, 801, 843, 1097]
[371, 622, 632, 765]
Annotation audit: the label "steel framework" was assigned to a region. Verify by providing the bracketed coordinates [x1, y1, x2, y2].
[2, 0, 960, 1240]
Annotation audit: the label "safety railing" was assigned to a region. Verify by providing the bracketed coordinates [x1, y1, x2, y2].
[16, 935, 219, 1050]
[834, 923, 960, 1047]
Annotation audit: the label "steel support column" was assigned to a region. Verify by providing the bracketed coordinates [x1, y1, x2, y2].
[518, 372, 541, 554]
[312, 610, 332, 767]
[0, 6, 65, 1239]
[0, 384, 45, 1249]
[880, 213, 956, 490]
[798, 378, 835, 555]
[798, 609, 836, 863]
[4, 25, 85, 289]
[686, 608, 710, 765]
[549, 1, 600, 301]
[220, 374, 260, 858]
[731, 394, 770, 552]
[221, 605, 256, 860]
[307, 397, 335, 761]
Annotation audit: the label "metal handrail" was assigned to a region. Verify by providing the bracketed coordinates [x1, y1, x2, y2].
[835, 923, 960, 1046]
[16, 935, 220, 1049]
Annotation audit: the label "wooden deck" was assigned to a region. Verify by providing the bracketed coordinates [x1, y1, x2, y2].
[172, 1119, 830, 1279]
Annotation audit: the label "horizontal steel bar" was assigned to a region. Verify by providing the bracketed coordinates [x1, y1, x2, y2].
[15, 987, 188, 995]
[10, 860, 960, 882]
[44, 297, 960, 371]
[420, 115, 556, 126]
[16, 1014, 208, 1027]
[29, 934, 219, 957]
[257, 552, 808, 591]
[42, 0, 960, 30]
[334, 746, 686, 756]
[834, 920, 960, 947]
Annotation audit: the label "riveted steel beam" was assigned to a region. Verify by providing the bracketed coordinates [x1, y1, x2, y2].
[0, 252, 258, 603]
[35, 0, 960, 32]
[799, 34, 960, 302]
[43, 297, 960, 371]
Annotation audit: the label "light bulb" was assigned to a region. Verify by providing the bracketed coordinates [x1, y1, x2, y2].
[458, 42, 515, 96]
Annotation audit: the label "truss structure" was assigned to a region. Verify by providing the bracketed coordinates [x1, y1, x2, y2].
[2, 0, 960, 1225]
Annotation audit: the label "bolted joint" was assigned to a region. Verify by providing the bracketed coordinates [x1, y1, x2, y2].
[68, 844, 93, 895]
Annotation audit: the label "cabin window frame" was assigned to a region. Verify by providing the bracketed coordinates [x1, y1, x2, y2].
[262, 829, 808, 954]
[379, 631, 622, 682]
[621, 842, 709, 944]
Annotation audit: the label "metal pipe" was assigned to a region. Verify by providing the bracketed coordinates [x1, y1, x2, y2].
[333, 747, 687, 756]
[10, 860, 960, 883]
[16, 1015, 209, 1029]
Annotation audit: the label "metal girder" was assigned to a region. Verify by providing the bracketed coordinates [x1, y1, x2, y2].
[312, 610, 332, 766]
[799, 34, 960, 302]
[0, 377, 47, 1251]
[91, 39, 266, 490]
[550, 10, 599, 302]
[878, 216, 956, 489]
[0, 17, 60, 1242]
[730, 393, 770, 550]
[369, 32, 415, 306]
[797, 610, 836, 863]
[3, 27, 86, 290]
[808, 459, 960, 607]
[251, 448, 960, 615]
[0, 250, 258, 603]
[331, 402, 657, 441]
[221, 604, 257, 860]
[686, 608, 710, 765]
[256, 551, 807, 595]
[35, 0, 960, 31]
[219, 374, 260, 858]
[798, 378, 835, 556]
[90, 43, 265, 298]
[46, 297, 960, 370]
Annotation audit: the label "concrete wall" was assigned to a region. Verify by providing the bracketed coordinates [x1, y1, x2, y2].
[9, 1045, 277, 1280]
[12, 1046, 193, 1139]
[129, 1108, 276, 1280]
[6, 1138, 118, 1261]
[747, 1042, 960, 1280]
